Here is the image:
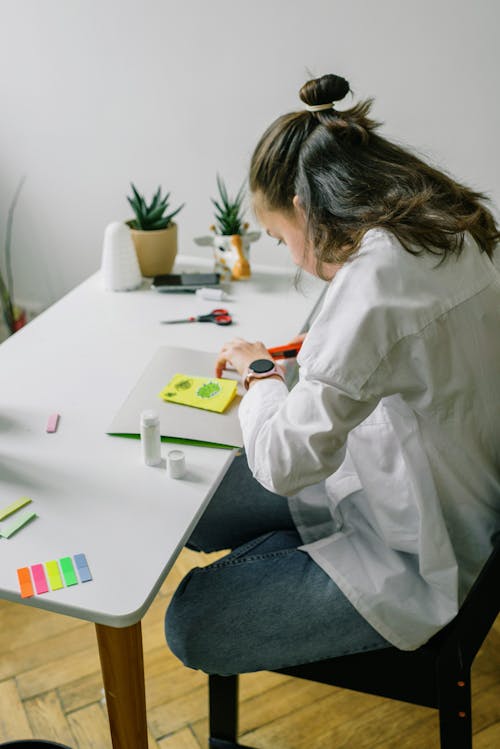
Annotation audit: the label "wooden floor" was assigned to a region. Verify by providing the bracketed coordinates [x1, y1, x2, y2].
[1, 548, 499, 749]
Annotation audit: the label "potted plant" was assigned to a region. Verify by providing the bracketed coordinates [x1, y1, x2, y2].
[194, 175, 260, 281]
[127, 183, 184, 277]
[1, 176, 27, 342]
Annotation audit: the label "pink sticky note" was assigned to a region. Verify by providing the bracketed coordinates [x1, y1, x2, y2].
[46, 413, 60, 433]
[31, 563, 49, 594]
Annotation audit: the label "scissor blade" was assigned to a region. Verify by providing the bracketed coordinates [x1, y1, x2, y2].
[160, 317, 196, 324]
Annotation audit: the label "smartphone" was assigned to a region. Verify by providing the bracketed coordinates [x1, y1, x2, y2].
[151, 272, 221, 292]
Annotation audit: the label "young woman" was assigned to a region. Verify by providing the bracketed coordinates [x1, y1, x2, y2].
[165, 73, 500, 675]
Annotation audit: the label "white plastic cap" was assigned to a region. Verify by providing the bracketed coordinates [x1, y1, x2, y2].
[141, 409, 159, 426]
[167, 449, 186, 479]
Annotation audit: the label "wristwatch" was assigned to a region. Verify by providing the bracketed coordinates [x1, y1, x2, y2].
[244, 359, 285, 390]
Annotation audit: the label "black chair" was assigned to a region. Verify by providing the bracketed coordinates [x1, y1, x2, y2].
[208, 536, 500, 749]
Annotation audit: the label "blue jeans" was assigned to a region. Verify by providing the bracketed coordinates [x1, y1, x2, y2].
[165, 454, 389, 675]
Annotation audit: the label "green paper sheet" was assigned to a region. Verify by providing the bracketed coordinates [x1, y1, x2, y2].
[0, 511, 37, 538]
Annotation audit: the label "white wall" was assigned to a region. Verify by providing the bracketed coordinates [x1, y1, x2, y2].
[0, 0, 499, 309]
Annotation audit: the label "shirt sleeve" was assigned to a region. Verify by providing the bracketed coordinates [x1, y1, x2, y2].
[238, 374, 378, 496]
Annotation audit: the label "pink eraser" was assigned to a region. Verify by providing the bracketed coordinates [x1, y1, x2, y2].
[46, 413, 60, 433]
[31, 563, 49, 594]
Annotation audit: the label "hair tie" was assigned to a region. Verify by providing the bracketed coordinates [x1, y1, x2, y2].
[304, 102, 335, 112]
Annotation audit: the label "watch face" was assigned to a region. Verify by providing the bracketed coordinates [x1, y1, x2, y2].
[249, 358, 275, 374]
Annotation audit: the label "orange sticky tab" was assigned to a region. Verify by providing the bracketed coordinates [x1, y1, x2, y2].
[17, 567, 34, 598]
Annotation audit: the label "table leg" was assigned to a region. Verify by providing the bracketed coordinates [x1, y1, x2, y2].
[95, 621, 148, 749]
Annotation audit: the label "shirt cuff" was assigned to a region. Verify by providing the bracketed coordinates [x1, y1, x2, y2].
[238, 377, 289, 442]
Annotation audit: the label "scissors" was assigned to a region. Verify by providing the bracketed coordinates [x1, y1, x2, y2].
[267, 341, 303, 359]
[161, 308, 233, 326]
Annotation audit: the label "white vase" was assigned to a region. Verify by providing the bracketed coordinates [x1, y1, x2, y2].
[101, 222, 142, 291]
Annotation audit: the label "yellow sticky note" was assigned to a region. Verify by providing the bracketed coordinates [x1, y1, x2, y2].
[159, 374, 237, 413]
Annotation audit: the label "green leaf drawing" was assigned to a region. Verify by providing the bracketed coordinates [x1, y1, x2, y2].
[196, 381, 221, 399]
[175, 379, 193, 390]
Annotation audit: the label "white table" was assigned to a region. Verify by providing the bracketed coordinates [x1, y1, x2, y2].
[0, 255, 325, 748]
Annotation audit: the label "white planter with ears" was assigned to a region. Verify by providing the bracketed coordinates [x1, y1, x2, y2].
[194, 230, 261, 281]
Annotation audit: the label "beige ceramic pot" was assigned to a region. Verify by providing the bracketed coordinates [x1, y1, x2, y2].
[129, 222, 178, 277]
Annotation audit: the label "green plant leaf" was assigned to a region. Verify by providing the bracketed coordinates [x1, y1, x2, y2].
[164, 203, 185, 223]
[127, 195, 141, 216]
[127, 183, 183, 231]
[147, 202, 169, 223]
[211, 175, 246, 235]
[147, 217, 169, 230]
[148, 186, 162, 213]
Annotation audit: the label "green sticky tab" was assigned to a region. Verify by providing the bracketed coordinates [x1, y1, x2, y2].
[1, 511, 37, 538]
[59, 556, 78, 586]
[45, 560, 64, 590]
[0, 496, 32, 521]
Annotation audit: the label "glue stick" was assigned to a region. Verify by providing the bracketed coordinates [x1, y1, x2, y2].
[140, 410, 162, 466]
[195, 287, 228, 301]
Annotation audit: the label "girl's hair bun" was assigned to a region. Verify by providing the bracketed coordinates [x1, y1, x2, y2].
[299, 74, 350, 108]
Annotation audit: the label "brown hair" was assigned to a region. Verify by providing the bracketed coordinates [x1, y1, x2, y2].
[250, 73, 500, 278]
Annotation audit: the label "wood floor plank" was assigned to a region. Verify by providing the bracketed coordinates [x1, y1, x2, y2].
[475, 720, 500, 749]
[0, 678, 33, 741]
[67, 702, 113, 749]
[157, 726, 201, 749]
[0, 621, 95, 681]
[0, 601, 78, 654]
[57, 672, 105, 714]
[24, 690, 75, 746]
[148, 685, 206, 739]
[192, 687, 374, 749]
[150, 671, 291, 740]
[186, 678, 334, 747]
[16, 644, 102, 699]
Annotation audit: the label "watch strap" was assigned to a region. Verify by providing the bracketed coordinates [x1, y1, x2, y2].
[244, 362, 285, 390]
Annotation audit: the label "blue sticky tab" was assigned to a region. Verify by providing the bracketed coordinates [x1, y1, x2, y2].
[77, 565, 92, 583]
[74, 553, 92, 583]
[74, 553, 88, 569]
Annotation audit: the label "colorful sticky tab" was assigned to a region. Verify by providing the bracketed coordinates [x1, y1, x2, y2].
[45, 560, 64, 590]
[59, 556, 78, 586]
[31, 563, 49, 594]
[16, 553, 93, 598]
[0, 496, 32, 521]
[74, 553, 92, 583]
[0, 511, 38, 538]
[46, 413, 60, 433]
[17, 567, 34, 599]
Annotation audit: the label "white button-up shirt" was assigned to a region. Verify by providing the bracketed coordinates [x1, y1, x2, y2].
[239, 228, 500, 650]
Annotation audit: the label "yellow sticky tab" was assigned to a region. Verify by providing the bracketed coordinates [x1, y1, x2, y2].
[0, 496, 32, 521]
[45, 560, 64, 591]
[159, 374, 237, 413]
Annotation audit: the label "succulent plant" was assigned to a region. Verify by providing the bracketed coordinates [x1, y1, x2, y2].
[127, 183, 184, 231]
[210, 175, 246, 236]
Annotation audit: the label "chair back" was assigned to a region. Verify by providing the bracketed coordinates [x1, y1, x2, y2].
[439, 533, 500, 664]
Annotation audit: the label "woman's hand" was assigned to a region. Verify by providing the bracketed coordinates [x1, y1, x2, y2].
[215, 338, 272, 379]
